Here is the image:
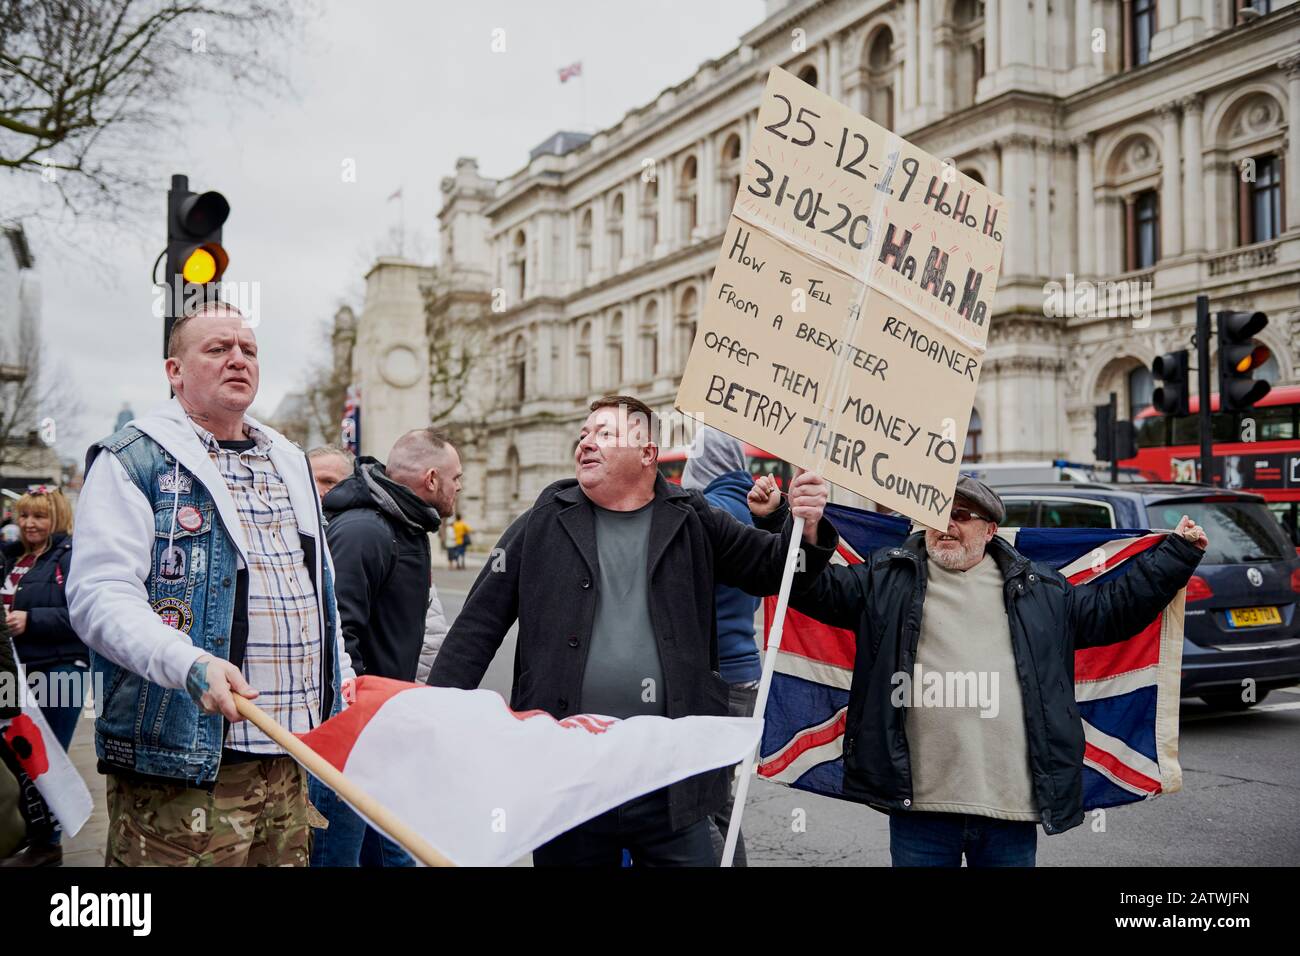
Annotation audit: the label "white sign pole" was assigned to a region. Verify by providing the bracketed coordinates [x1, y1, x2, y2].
[720, 513, 804, 867]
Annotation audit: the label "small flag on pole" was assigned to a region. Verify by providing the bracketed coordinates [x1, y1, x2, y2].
[558, 61, 583, 83]
[386, 187, 402, 202]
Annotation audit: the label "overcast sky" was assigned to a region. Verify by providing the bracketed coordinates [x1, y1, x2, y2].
[17, 0, 766, 463]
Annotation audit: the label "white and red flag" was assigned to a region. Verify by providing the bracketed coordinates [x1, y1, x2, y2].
[1, 691, 93, 837]
[296, 676, 761, 866]
[557, 61, 582, 83]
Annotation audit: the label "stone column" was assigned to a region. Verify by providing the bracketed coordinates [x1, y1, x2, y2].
[623, 179, 640, 263]
[1075, 134, 1095, 276]
[591, 196, 607, 281]
[934, 29, 949, 114]
[828, 36, 842, 102]
[918, 0, 933, 108]
[697, 134, 716, 236]
[1283, 55, 1300, 231]
[1002, 136, 1034, 276]
[1180, 93, 1204, 253]
[985, 0, 1000, 75]
[1035, 139, 1052, 277]
[1157, 101, 1182, 259]
[1034, 0, 1049, 68]
[1075, 0, 1093, 70]
[903, 0, 918, 112]
[535, 212, 551, 296]
[656, 156, 676, 254]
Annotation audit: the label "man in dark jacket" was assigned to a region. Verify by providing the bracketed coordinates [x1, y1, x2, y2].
[749, 474, 1207, 867]
[428, 395, 838, 866]
[313, 426, 461, 868]
[680, 426, 761, 866]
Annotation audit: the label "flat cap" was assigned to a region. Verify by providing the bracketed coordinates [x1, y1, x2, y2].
[954, 475, 1005, 524]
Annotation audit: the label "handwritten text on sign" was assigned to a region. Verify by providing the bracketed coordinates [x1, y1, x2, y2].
[675, 68, 1009, 528]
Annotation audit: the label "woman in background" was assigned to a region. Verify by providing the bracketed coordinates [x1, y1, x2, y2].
[0, 487, 85, 867]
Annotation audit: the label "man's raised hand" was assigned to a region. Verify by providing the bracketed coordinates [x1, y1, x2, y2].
[1174, 514, 1208, 551]
[748, 474, 782, 517]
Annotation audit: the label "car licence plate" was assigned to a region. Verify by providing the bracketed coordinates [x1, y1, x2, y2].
[1227, 606, 1282, 628]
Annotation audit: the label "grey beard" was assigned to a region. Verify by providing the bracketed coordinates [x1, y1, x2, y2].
[926, 539, 985, 570]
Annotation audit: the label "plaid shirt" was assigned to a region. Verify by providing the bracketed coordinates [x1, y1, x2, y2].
[192, 420, 323, 754]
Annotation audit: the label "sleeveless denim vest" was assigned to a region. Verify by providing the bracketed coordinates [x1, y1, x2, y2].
[88, 426, 342, 786]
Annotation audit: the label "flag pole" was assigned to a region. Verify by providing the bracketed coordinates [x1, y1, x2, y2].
[721, 514, 805, 866]
[232, 695, 455, 867]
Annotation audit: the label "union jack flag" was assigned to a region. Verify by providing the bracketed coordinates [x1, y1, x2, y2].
[759, 503, 1186, 811]
[558, 61, 583, 83]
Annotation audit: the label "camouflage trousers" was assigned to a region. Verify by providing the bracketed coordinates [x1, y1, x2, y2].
[106, 757, 318, 867]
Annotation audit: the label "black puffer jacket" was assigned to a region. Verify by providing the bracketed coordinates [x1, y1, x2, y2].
[759, 510, 1202, 835]
[2, 534, 85, 670]
[323, 459, 440, 681]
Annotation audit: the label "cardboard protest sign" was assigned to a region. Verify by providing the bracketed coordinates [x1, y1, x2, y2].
[675, 67, 1009, 528]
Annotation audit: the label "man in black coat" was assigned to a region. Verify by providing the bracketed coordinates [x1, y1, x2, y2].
[749, 474, 1207, 867]
[428, 395, 838, 866]
[313, 426, 462, 867]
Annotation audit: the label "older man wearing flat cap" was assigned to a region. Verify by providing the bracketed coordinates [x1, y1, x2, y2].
[748, 473, 1208, 867]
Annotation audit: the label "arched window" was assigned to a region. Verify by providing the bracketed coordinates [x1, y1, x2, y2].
[609, 193, 625, 268]
[865, 28, 895, 130]
[1102, 134, 1163, 274]
[678, 156, 699, 238]
[607, 312, 624, 386]
[512, 230, 527, 300]
[506, 446, 521, 502]
[576, 321, 592, 394]
[962, 167, 985, 186]
[1130, 190, 1159, 270]
[676, 286, 699, 368]
[963, 408, 983, 463]
[1127, 365, 1154, 419]
[511, 335, 527, 403]
[797, 64, 818, 89]
[640, 300, 659, 380]
[720, 133, 743, 219]
[641, 180, 659, 252]
[949, 0, 985, 111]
[1216, 93, 1286, 248]
[576, 209, 592, 281]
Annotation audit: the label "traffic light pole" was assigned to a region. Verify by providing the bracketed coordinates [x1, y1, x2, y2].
[1196, 294, 1213, 487]
[1109, 392, 1119, 483]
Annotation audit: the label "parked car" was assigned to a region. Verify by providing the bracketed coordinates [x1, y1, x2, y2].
[997, 483, 1300, 709]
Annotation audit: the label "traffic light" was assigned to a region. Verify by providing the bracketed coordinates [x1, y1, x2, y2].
[1094, 403, 1113, 461]
[1217, 310, 1271, 412]
[164, 173, 229, 334]
[1095, 402, 1137, 463]
[1151, 349, 1190, 417]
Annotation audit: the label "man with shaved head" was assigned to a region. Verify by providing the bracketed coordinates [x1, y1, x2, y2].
[68, 299, 355, 867]
[310, 426, 461, 867]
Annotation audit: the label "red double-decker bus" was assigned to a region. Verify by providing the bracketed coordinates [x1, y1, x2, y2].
[658, 443, 793, 490]
[1124, 383, 1300, 544]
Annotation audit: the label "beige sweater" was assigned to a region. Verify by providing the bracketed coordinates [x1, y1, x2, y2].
[905, 554, 1039, 821]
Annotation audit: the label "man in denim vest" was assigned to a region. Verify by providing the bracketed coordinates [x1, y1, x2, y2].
[68, 302, 354, 866]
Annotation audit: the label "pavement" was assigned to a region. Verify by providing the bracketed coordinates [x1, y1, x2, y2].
[57, 554, 1300, 866]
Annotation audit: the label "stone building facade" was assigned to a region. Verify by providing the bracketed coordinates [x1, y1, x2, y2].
[355, 0, 1300, 535]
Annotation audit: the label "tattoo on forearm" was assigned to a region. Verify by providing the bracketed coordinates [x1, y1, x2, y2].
[186, 660, 210, 702]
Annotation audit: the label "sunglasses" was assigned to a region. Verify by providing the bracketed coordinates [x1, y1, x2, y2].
[949, 507, 990, 523]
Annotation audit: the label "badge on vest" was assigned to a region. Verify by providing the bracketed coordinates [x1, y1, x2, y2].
[152, 597, 194, 633]
[176, 506, 204, 533]
[158, 470, 193, 494]
[158, 545, 186, 582]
